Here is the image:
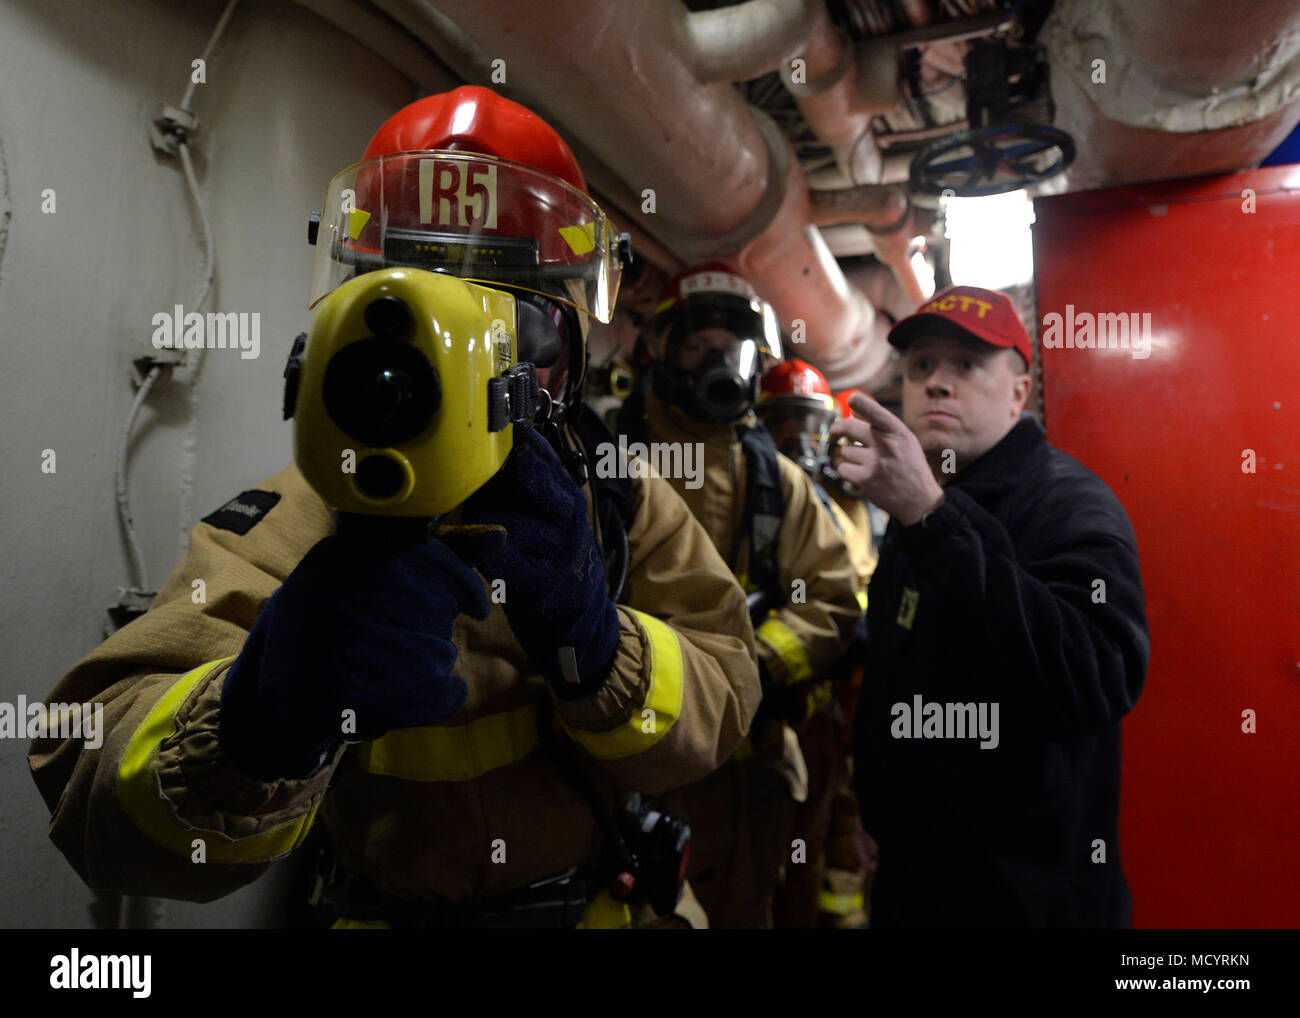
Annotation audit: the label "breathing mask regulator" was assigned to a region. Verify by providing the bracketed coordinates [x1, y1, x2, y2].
[646, 263, 782, 424]
[285, 87, 629, 544]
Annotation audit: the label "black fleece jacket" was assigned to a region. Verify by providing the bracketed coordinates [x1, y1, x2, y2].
[855, 414, 1149, 928]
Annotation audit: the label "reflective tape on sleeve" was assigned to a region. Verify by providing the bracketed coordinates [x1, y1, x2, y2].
[355, 702, 540, 782]
[756, 616, 813, 685]
[118, 658, 319, 863]
[561, 608, 684, 760]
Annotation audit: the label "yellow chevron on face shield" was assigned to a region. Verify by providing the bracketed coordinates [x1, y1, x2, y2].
[292, 268, 518, 517]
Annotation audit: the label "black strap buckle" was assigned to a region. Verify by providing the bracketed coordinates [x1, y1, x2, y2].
[487, 363, 542, 432]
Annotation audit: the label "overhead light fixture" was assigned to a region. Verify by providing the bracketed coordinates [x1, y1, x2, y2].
[942, 189, 1035, 290]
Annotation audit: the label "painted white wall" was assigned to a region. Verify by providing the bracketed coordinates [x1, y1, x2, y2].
[0, 0, 449, 928]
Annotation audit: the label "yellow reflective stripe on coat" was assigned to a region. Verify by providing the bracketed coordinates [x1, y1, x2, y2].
[561, 609, 684, 759]
[756, 617, 813, 685]
[118, 658, 319, 863]
[805, 679, 833, 719]
[355, 703, 540, 782]
[575, 889, 632, 929]
[818, 888, 864, 915]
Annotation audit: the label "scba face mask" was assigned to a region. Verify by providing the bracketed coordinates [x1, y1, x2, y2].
[647, 267, 782, 425]
[654, 334, 766, 424]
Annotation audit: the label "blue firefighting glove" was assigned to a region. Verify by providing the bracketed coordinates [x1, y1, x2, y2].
[218, 530, 495, 781]
[460, 423, 621, 700]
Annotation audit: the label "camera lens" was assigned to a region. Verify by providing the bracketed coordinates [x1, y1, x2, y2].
[322, 339, 439, 447]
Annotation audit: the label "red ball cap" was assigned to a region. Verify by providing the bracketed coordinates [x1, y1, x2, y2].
[888, 285, 1033, 369]
[362, 85, 587, 194]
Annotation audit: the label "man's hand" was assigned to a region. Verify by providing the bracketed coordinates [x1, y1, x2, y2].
[827, 393, 945, 527]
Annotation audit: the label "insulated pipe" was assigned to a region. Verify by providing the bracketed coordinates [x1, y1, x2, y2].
[809, 185, 926, 307]
[1117, 0, 1300, 98]
[388, 0, 775, 248]
[684, 0, 819, 84]
[780, 0, 893, 185]
[391, 0, 891, 388]
[732, 154, 889, 385]
[867, 216, 928, 306]
[1042, 0, 1300, 189]
[289, 0, 462, 93]
[808, 183, 909, 229]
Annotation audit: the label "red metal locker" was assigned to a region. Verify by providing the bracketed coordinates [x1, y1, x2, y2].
[1032, 165, 1300, 928]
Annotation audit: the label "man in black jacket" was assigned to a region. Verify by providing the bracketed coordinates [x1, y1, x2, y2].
[829, 285, 1149, 928]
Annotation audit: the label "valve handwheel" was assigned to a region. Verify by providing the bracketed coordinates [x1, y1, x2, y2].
[909, 123, 1075, 197]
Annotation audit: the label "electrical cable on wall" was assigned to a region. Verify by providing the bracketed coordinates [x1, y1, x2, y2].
[113, 0, 238, 603]
[102, 0, 242, 934]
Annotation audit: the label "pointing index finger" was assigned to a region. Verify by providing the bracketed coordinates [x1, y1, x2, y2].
[848, 392, 900, 433]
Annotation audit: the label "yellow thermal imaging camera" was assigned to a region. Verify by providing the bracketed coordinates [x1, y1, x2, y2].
[283, 267, 543, 535]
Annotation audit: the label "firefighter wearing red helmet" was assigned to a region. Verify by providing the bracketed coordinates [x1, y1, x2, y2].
[756, 359, 878, 927]
[619, 264, 859, 928]
[30, 87, 761, 930]
[757, 358, 837, 478]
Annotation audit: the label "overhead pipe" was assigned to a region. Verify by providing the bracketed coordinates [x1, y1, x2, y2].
[288, 0, 461, 94]
[380, 0, 893, 388]
[779, 0, 895, 186]
[683, 0, 820, 84]
[808, 184, 927, 305]
[808, 182, 909, 228]
[1042, 0, 1300, 190]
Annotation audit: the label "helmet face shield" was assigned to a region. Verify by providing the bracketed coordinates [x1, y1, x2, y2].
[653, 291, 782, 365]
[759, 404, 834, 474]
[310, 152, 623, 322]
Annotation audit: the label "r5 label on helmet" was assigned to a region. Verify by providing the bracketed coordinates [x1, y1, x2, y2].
[420, 159, 498, 230]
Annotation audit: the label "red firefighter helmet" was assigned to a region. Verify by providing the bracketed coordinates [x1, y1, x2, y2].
[309, 86, 624, 325]
[756, 358, 836, 476]
[758, 358, 836, 413]
[832, 388, 866, 419]
[360, 85, 587, 191]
